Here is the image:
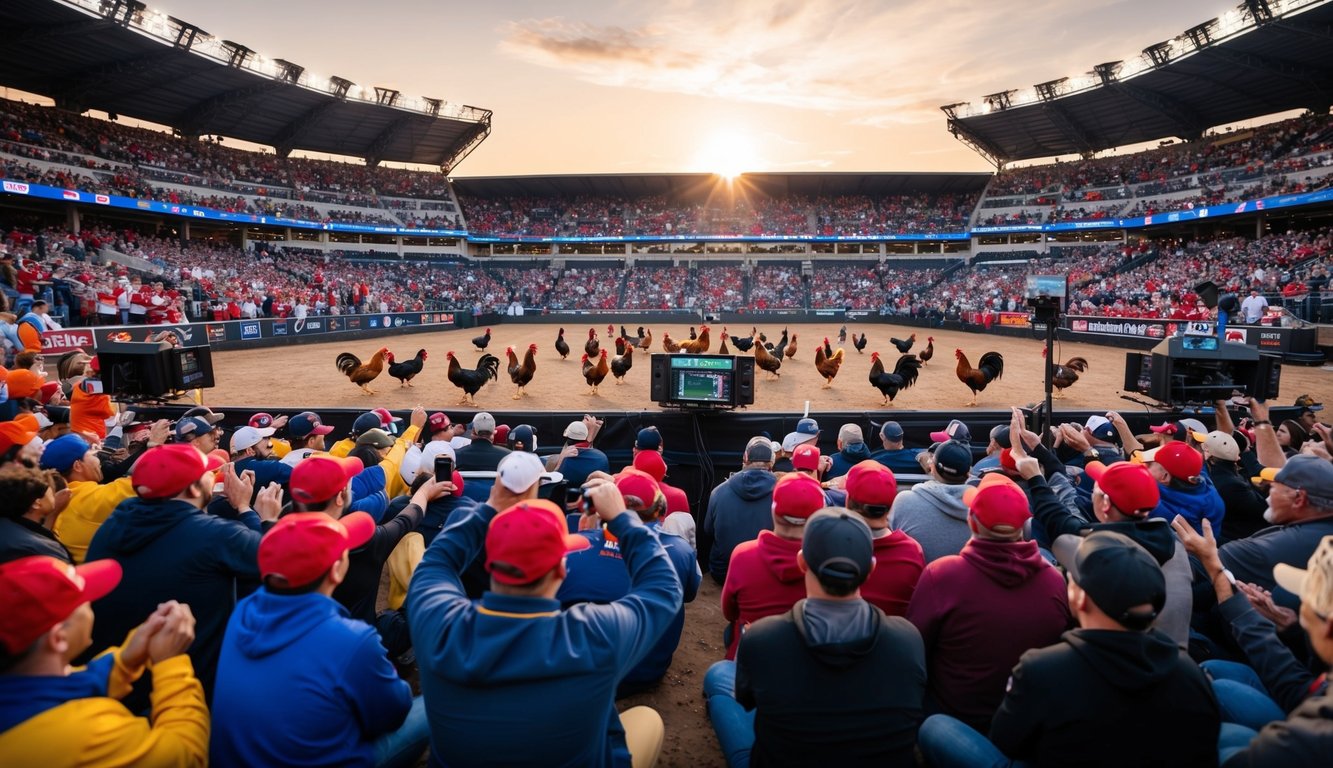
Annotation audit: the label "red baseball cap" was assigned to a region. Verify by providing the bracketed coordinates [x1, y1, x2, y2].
[633, 449, 668, 481]
[771, 472, 826, 524]
[1139, 442, 1203, 482]
[791, 443, 821, 472]
[290, 456, 363, 505]
[258, 512, 375, 588]
[999, 448, 1019, 474]
[131, 444, 225, 499]
[372, 408, 402, 434]
[0, 556, 122, 653]
[492, 424, 511, 446]
[615, 468, 663, 510]
[845, 460, 897, 509]
[486, 500, 591, 585]
[38, 381, 61, 405]
[963, 473, 1031, 533]
[1085, 461, 1160, 517]
[426, 412, 451, 435]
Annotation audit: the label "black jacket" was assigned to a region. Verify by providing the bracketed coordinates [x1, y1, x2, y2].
[333, 501, 424, 624]
[455, 438, 510, 472]
[991, 628, 1219, 767]
[0, 515, 72, 564]
[1207, 460, 1269, 542]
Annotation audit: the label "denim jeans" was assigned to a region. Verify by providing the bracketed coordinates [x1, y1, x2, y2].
[916, 714, 1025, 768]
[1202, 659, 1287, 731]
[703, 660, 754, 768]
[1218, 722, 1259, 764]
[374, 695, 430, 768]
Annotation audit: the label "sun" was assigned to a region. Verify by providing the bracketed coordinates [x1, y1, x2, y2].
[694, 130, 759, 180]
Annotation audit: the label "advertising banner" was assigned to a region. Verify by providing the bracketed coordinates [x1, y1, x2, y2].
[40, 329, 96, 354]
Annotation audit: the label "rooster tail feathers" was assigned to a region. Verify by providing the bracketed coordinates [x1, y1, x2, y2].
[979, 351, 1005, 380]
[478, 353, 500, 380]
[1065, 356, 1089, 372]
[895, 354, 921, 387]
[335, 352, 361, 374]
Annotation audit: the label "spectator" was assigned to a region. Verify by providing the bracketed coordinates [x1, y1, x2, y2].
[405, 453, 680, 767]
[704, 436, 778, 585]
[42, 433, 144, 564]
[842, 460, 923, 616]
[279, 410, 336, 467]
[0, 463, 70, 563]
[548, 417, 609, 490]
[889, 440, 974, 563]
[907, 472, 1072, 732]
[454, 412, 510, 471]
[632, 448, 694, 548]
[871, 420, 923, 474]
[1141, 442, 1226, 535]
[0, 557, 206, 764]
[917, 531, 1221, 767]
[827, 424, 872, 479]
[705, 509, 927, 766]
[1202, 431, 1269, 542]
[211, 512, 429, 767]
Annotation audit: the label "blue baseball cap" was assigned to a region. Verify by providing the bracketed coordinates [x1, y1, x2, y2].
[880, 421, 904, 441]
[174, 416, 214, 442]
[40, 434, 91, 473]
[289, 411, 334, 439]
[635, 427, 662, 451]
[352, 412, 382, 435]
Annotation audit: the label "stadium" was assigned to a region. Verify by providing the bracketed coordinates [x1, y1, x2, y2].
[0, 0, 1331, 765]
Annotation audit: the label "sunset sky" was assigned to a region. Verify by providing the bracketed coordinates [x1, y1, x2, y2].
[78, 0, 1295, 177]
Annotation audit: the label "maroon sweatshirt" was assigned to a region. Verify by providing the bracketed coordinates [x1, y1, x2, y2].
[905, 537, 1072, 730]
[860, 529, 926, 617]
[721, 531, 805, 660]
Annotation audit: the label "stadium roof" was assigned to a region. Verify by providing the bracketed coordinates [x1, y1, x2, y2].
[451, 172, 993, 201]
[0, 0, 491, 170]
[942, 0, 1333, 166]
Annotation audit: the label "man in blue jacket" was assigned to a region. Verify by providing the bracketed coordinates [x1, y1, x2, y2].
[1141, 442, 1225, 535]
[212, 511, 429, 768]
[85, 444, 282, 703]
[406, 451, 681, 767]
[703, 436, 778, 585]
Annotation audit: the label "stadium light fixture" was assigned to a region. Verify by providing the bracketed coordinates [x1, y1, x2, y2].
[1143, 41, 1174, 68]
[273, 59, 305, 85]
[1092, 61, 1122, 86]
[983, 91, 1014, 112]
[1242, 0, 1275, 23]
[374, 88, 401, 108]
[221, 40, 254, 69]
[1184, 19, 1218, 50]
[1034, 78, 1068, 102]
[423, 98, 443, 117]
[329, 77, 354, 101]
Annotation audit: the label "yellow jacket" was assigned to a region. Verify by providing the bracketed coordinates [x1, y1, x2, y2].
[328, 438, 354, 458]
[0, 648, 209, 767]
[52, 477, 136, 564]
[381, 425, 420, 501]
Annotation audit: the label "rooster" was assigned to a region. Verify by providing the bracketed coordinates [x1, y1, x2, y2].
[582, 349, 610, 395]
[678, 325, 711, 354]
[823, 337, 834, 360]
[662, 332, 682, 353]
[730, 327, 756, 352]
[554, 328, 570, 360]
[611, 344, 634, 384]
[868, 352, 922, 406]
[472, 328, 492, 352]
[718, 332, 730, 355]
[771, 328, 789, 358]
[607, 324, 615, 339]
[584, 328, 600, 358]
[783, 333, 798, 360]
[614, 336, 627, 356]
[918, 336, 935, 366]
[1044, 351, 1089, 398]
[838, 325, 847, 345]
[890, 333, 916, 354]
[639, 328, 653, 351]
[754, 339, 783, 378]
[815, 338, 845, 388]
[336, 347, 389, 395]
[620, 325, 637, 345]
[387, 349, 428, 387]
[956, 349, 1005, 407]
[689, 326, 698, 340]
[853, 332, 868, 354]
[446, 351, 500, 406]
[505, 344, 537, 399]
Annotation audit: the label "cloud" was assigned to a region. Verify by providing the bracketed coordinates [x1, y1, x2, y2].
[498, 0, 1128, 124]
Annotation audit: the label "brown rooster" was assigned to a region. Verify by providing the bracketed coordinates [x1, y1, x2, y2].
[678, 325, 711, 354]
[814, 338, 845, 388]
[955, 349, 1005, 407]
[918, 336, 934, 365]
[869, 352, 922, 406]
[662, 331, 682, 353]
[1044, 351, 1089, 398]
[754, 339, 783, 378]
[582, 349, 610, 395]
[784, 332, 798, 360]
[584, 328, 600, 358]
[335, 347, 389, 395]
[505, 344, 538, 399]
[611, 344, 634, 384]
[639, 328, 653, 350]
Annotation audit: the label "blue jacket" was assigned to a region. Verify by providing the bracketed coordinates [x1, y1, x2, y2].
[349, 464, 390, 522]
[827, 442, 873, 479]
[211, 590, 412, 767]
[1149, 478, 1226, 535]
[557, 521, 701, 690]
[871, 447, 924, 475]
[703, 468, 777, 583]
[86, 497, 263, 700]
[406, 505, 681, 767]
[558, 445, 611, 490]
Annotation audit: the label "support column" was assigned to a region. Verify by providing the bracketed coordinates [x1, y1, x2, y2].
[66, 204, 80, 235]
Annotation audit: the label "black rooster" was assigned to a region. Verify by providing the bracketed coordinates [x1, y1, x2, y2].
[446, 351, 500, 406]
[890, 333, 916, 354]
[868, 352, 922, 406]
[472, 327, 492, 351]
[729, 327, 756, 352]
[852, 332, 868, 354]
[387, 349, 428, 387]
[611, 344, 634, 384]
[554, 327, 570, 360]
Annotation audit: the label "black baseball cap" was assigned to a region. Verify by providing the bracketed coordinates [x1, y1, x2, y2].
[1068, 531, 1166, 631]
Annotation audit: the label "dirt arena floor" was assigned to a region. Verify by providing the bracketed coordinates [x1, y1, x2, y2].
[202, 320, 1331, 415]
[215, 320, 1327, 766]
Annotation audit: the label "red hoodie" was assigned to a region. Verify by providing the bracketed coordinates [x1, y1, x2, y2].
[905, 537, 1071, 730]
[860, 530, 926, 617]
[721, 531, 805, 660]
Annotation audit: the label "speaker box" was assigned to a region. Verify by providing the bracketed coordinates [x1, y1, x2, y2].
[649, 354, 668, 402]
[735, 357, 755, 406]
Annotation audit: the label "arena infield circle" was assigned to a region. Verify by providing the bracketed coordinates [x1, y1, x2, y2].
[205, 320, 1330, 415]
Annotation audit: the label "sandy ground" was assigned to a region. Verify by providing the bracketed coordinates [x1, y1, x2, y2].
[200, 321, 1331, 416]
[218, 320, 1328, 766]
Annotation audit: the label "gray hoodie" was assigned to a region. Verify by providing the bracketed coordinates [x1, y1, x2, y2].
[888, 480, 971, 564]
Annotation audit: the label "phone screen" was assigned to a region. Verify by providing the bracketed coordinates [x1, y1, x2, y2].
[434, 456, 453, 483]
